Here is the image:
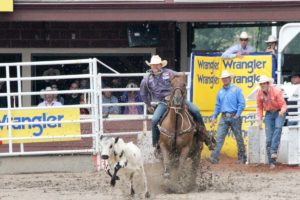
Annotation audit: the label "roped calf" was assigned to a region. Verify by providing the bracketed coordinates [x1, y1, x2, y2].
[99, 136, 150, 198]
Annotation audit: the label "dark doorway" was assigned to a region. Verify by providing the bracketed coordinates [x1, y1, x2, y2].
[31, 53, 151, 105]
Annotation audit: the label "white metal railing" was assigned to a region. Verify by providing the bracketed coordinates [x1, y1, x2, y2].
[0, 58, 115, 157]
[0, 57, 191, 158]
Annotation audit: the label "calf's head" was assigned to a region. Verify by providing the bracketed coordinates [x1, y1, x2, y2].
[99, 136, 120, 160]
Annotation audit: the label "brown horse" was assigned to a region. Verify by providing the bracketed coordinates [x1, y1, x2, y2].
[158, 73, 202, 179]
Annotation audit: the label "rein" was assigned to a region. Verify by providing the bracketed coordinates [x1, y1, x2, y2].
[158, 86, 194, 139]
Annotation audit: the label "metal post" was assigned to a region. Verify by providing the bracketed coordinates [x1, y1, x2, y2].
[5, 65, 13, 153]
[17, 65, 24, 152]
[92, 58, 100, 155]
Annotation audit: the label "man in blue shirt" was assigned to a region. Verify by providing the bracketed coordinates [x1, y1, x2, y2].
[210, 70, 246, 164]
[221, 31, 255, 59]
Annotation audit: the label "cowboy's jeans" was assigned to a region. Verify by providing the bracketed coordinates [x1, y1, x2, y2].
[152, 103, 168, 146]
[151, 101, 205, 146]
[185, 101, 205, 126]
[264, 111, 286, 164]
[211, 115, 246, 162]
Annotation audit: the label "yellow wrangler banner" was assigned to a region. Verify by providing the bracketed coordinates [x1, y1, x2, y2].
[190, 53, 274, 157]
[191, 53, 273, 111]
[0, 108, 81, 143]
[0, 0, 13, 12]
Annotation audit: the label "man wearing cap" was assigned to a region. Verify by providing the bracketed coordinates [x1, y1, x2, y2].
[265, 35, 278, 55]
[210, 70, 246, 164]
[140, 55, 213, 154]
[221, 31, 255, 59]
[290, 71, 300, 85]
[38, 87, 62, 107]
[285, 71, 300, 126]
[256, 75, 287, 169]
[265, 35, 278, 81]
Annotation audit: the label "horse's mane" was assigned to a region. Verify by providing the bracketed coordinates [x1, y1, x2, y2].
[171, 73, 187, 86]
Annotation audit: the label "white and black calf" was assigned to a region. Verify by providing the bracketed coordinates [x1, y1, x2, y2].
[99, 136, 150, 198]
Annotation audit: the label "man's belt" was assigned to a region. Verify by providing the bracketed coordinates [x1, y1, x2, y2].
[266, 109, 280, 113]
[222, 112, 236, 118]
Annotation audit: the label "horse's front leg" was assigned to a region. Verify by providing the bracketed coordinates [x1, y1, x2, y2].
[160, 142, 171, 178]
[179, 145, 190, 171]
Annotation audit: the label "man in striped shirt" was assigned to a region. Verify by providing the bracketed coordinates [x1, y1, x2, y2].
[256, 75, 287, 169]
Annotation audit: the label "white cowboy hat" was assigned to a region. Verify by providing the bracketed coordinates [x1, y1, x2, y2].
[145, 55, 168, 67]
[265, 35, 277, 43]
[43, 68, 60, 76]
[40, 86, 57, 99]
[219, 70, 234, 79]
[237, 31, 252, 39]
[257, 75, 274, 84]
[126, 83, 138, 88]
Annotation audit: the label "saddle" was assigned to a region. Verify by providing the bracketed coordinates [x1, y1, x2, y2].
[159, 97, 216, 150]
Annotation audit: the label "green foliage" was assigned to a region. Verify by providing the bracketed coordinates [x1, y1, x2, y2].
[193, 26, 273, 53]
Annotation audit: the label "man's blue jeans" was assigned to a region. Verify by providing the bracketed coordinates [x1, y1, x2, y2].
[151, 101, 204, 146]
[264, 111, 286, 164]
[211, 114, 246, 162]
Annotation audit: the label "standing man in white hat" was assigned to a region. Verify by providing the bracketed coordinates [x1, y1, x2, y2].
[140, 55, 214, 155]
[256, 75, 287, 169]
[210, 70, 246, 164]
[221, 31, 255, 59]
[265, 35, 278, 55]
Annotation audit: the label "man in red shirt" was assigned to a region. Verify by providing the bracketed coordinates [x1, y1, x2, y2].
[256, 75, 287, 169]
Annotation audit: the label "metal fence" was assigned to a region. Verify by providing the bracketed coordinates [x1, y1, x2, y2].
[0, 58, 190, 159]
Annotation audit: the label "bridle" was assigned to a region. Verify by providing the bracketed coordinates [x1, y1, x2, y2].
[169, 86, 186, 110]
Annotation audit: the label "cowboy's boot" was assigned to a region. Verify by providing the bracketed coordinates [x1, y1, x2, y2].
[196, 122, 216, 151]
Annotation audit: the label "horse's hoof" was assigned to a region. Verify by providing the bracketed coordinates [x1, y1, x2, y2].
[145, 191, 150, 198]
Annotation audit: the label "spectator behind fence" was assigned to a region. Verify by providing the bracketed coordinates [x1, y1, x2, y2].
[38, 87, 62, 107]
[80, 79, 89, 89]
[256, 75, 287, 169]
[210, 70, 247, 165]
[265, 35, 278, 55]
[120, 82, 143, 114]
[51, 83, 64, 105]
[64, 82, 81, 105]
[111, 77, 123, 101]
[221, 31, 255, 59]
[102, 87, 120, 115]
[42, 67, 61, 89]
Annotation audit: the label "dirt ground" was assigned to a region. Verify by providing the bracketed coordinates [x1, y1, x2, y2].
[0, 156, 299, 200]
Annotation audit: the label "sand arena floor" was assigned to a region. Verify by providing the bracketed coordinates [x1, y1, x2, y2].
[0, 156, 299, 200]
